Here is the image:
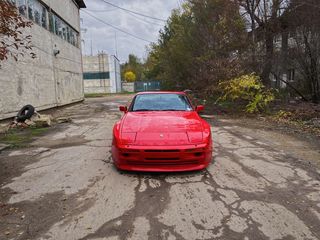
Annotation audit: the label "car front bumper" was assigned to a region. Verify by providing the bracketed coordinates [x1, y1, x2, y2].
[112, 142, 213, 172]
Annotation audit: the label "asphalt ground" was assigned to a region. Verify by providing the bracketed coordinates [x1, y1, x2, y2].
[0, 95, 319, 240]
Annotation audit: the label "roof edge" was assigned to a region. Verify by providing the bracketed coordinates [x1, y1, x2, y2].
[75, 0, 86, 8]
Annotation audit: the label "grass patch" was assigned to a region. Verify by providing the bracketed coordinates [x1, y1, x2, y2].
[85, 92, 135, 98]
[0, 127, 50, 149]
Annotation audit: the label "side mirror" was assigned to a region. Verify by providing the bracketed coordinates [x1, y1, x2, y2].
[195, 105, 204, 112]
[119, 106, 128, 112]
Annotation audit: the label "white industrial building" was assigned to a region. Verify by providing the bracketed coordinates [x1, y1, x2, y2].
[0, 0, 86, 120]
[83, 53, 122, 94]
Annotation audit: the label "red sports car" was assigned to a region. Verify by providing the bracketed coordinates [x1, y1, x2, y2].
[112, 92, 213, 172]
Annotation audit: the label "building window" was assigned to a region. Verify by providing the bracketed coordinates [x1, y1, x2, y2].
[9, 0, 16, 6]
[15, 0, 80, 48]
[50, 12, 79, 47]
[54, 15, 59, 35]
[49, 12, 55, 33]
[18, 0, 27, 16]
[33, 2, 41, 25]
[62, 23, 67, 41]
[27, 0, 34, 21]
[41, 6, 47, 28]
[70, 29, 79, 47]
[288, 69, 295, 81]
[70, 29, 76, 46]
[34, 9, 41, 25]
[26, 0, 47, 29]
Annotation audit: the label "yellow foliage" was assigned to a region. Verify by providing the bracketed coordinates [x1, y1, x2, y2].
[218, 74, 275, 113]
[124, 71, 136, 82]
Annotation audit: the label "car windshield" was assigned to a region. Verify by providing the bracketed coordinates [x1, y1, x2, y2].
[131, 93, 193, 112]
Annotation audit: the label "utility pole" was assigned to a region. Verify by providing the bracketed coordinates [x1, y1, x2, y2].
[80, 28, 87, 55]
[90, 30, 93, 56]
[90, 38, 93, 56]
[80, 17, 87, 55]
[114, 31, 119, 58]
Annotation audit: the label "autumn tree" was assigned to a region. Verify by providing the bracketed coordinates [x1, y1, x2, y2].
[146, 7, 195, 89]
[0, 0, 35, 66]
[287, 0, 320, 102]
[238, 0, 290, 85]
[121, 54, 144, 81]
[124, 71, 137, 82]
[146, 0, 247, 92]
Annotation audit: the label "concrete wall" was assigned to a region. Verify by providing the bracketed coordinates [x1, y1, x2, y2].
[83, 55, 110, 73]
[109, 55, 122, 93]
[83, 54, 122, 94]
[84, 80, 112, 94]
[83, 54, 111, 94]
[0, 0, 84, 120]
[122, 82, 135, 93]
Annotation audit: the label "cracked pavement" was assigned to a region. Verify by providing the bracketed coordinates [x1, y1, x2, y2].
[0, 95, 320, 240]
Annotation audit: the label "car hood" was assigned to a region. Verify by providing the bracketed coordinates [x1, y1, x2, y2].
[120, 111, 204, 146]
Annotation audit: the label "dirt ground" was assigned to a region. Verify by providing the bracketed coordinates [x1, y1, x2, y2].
[0, 95, 320, 240]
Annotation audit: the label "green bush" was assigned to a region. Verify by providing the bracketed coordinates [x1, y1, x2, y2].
[218, 74, 275, 113]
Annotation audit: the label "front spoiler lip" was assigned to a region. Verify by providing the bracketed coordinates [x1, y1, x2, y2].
[115, 163, 210, 173]
[117, 143, 209, 149]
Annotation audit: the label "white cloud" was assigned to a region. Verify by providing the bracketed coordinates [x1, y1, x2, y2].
[80, 0, 179, 63]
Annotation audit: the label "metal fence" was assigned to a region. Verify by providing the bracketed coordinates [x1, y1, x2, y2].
[134, 81, 161, 92]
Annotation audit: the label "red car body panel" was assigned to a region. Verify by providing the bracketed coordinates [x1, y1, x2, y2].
[112, 92, 213, 172]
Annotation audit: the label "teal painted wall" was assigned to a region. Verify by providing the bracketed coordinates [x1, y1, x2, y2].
[83, 72, 110, 80]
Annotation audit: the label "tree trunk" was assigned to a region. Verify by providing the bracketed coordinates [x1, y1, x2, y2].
[273, 72, 309, 101]
[261, 31, 274, 86]
[304, 34, 320, 103]
[280, 31, 289, 89]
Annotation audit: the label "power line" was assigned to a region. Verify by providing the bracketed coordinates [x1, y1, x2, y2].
[97, 0, 167, 22]
[81, 10, 153, 43]
[87, 7, 118, 12]
[177, 0, 181, 9]
[127, 11, 165, 27]
[87, 6, 164, 27]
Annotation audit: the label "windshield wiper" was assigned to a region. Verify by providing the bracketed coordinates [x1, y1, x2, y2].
[162, 109, 184, 111]
[134, 109, 153, 112]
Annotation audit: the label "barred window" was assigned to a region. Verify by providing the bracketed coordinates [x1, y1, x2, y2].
[9, 0, 16, 5]
[49, 12, 55, 33]
[27, 0, 34, 21]
[17, 0, 27, 16]
[15, 0, 80, 48]
[41, 6, 47, 28]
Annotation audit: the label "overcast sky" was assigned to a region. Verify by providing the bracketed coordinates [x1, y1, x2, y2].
[80, 0, 181, 63]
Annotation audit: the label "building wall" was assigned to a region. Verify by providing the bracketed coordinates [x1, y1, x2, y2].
[84, 80, 111, 94]
[83, 54, 122, 94]
[83, 54, 111, 94]
[109, 55, 122, 93]
[122, 82, 135, 92]
[0, 0, 84, 120]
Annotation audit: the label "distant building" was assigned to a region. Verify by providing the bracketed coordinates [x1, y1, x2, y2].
[0, 0, 86, 120]
[83, 53, 122, 94]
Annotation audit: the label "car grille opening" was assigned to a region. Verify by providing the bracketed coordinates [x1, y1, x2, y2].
[120, 149, 140, 153]
[185, 148, 206, 152]
[145, 158, 180, 161]
[194, 152, 203, 157]
[127, 160, 199, 166]
[144, 149, 180, 153]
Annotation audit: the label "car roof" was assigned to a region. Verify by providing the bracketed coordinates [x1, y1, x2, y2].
[135, 91, 186, 96]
